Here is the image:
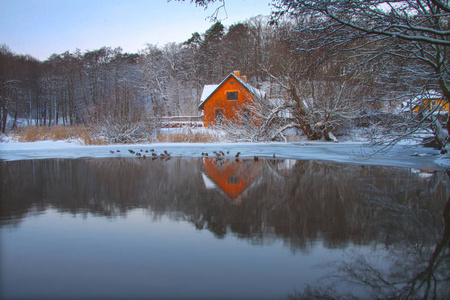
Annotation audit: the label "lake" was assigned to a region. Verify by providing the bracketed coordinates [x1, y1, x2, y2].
[1, 157, 449, 299]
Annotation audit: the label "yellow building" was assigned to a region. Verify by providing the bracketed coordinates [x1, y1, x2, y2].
[405, 90, 449, 113]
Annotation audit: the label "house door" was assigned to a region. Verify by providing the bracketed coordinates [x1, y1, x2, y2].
[215, 109, 224, 125]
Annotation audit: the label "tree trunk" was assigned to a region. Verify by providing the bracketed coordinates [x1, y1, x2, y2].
[11, 111, 18, 130]
[431, 119, 449, 153]
[0, 107, 7, 134]
[290, 86, 321, 140]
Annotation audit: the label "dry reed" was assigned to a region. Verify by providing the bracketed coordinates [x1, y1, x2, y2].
[157, 129, 222, 143]
[13, 125, 106, 145]
[13, 126, 222, 144]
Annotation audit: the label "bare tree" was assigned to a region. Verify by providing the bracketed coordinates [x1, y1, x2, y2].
[0, 46, 42, 133]
[272, 0, 450, 149]
[264, 71, 362, 141]
[252, 24, 366, 142]
[218, 95, 282, 142]
[0, 46, 21, 133]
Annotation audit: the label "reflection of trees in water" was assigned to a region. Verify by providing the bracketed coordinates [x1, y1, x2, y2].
[257, 160, 447, 254]
[289, 170, 450, 299]
[1, 158, 205, 222]
[289, 201, 450, 299]
[1, 158, 447, 249]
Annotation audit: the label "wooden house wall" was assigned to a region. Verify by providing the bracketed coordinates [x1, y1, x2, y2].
[202, 77, 254, 127]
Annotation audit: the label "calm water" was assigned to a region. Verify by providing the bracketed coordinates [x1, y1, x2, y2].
[1, 157, 449, 299]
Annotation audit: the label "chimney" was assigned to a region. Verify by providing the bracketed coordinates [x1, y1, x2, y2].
[241, 75, 247, 83]
[233, 70, 241, 78]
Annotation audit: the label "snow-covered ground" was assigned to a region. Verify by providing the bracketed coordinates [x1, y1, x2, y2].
[1, 139, 450, 170]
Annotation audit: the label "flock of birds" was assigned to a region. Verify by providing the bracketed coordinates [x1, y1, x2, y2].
[203, 151, 247, 162]
[108, 149, 273, 161]
[109, 148, 171, 160]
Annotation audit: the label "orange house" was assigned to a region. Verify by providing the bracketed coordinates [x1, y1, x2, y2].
[413, 98, 449, 113]
[198, 71, 266, 127]
[403, 90, 449, 114]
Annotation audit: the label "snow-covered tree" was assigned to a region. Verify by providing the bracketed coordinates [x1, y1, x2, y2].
[272, 0, 450, 149]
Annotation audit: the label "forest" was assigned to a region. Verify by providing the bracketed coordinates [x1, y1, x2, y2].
[1, 0, 449, 149]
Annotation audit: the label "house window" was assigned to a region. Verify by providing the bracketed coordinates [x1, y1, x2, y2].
[227, 92, 238, 100]
[230, 81, 234, 85]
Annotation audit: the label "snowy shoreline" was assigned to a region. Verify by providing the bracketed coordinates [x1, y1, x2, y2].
[1, 139, 450, 170]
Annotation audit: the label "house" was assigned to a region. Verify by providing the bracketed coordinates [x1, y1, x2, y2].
[402, 90, 449, 114]
[198, 71, 266, 127]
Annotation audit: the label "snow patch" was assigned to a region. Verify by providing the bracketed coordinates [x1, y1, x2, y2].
[434, 155, 450, 169]
[0, 139, 447, 170]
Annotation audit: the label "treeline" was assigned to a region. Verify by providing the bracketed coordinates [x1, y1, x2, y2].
[0, 16, 290, 134]
[0, 14, 388, 137]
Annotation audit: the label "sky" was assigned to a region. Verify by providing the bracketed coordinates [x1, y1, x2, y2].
[0, 0, 274, 61]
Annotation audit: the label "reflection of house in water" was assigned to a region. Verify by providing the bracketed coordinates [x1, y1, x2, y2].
[202, 158, 263, 204]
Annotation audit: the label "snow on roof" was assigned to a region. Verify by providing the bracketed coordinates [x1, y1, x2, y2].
[200, 85, 219, 103]
[401, 90, 445, 112]
[198, 73, 266, 109]
[410, 90, 444, 104]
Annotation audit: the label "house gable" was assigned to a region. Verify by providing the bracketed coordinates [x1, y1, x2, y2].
[199, 73, 254, 109]
[199, 72, 265, 127]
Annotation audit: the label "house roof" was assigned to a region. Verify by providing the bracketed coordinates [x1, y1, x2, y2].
[410, 90, 443, 104]
[198, 73, 266, 109]
[401, 90, 445, 112]
[200, 84, 219, 103]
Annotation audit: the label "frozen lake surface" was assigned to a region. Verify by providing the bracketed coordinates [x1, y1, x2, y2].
[1, 140, 449, 170]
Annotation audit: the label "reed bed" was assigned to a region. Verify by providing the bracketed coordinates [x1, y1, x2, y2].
[13, 125, 106, 145]
[11, 125, 224, 144]
[156, 128, 223, 143]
